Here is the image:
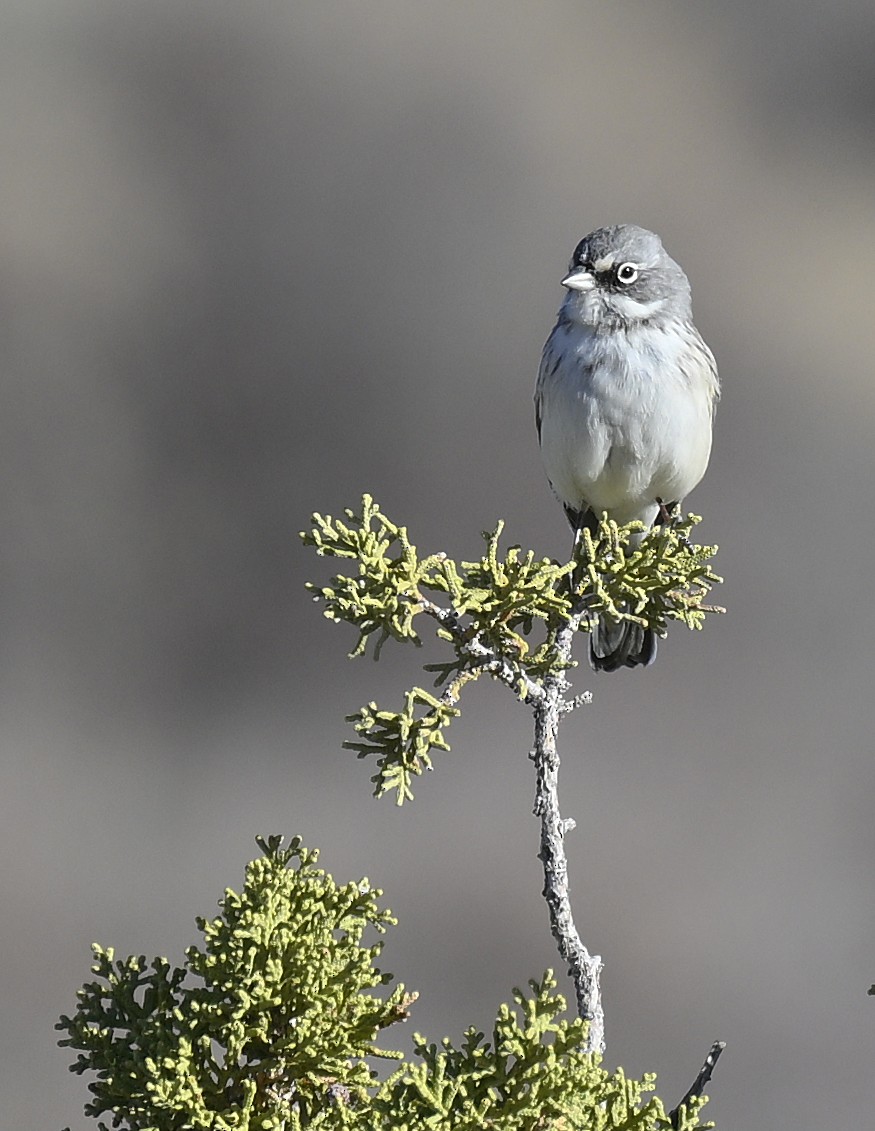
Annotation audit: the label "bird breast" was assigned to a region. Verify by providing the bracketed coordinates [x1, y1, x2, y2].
[538, 319, 714, 525]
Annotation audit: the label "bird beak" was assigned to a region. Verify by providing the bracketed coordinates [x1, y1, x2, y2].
[561, 268, 595, 292]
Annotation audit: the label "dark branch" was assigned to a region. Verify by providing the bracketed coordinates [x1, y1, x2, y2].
[669, 1040, 726, 1128]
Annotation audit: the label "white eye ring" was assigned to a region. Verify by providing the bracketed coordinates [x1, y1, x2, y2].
[616, 262, 639, 285]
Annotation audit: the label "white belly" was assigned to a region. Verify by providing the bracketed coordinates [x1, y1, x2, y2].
[538, 321, 714, 525]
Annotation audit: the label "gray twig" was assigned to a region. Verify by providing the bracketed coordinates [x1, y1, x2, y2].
[562, 691, 593, 713]
[531, 604, 604, 1054]
[418, 597, 546, 705]
[669, 1040, 726, 1127]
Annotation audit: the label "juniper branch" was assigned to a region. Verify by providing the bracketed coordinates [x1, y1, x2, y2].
[417, 593, 546, 705]
[303, 496, 723, 1053]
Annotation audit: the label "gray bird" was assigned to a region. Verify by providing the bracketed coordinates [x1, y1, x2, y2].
[535, 224, 719, 671]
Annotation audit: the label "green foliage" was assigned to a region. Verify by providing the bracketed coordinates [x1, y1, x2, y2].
[579, 515, 721, 637]
[303, 496, 437, 658]
[301, 496, 574, 667]
[382, 973, 710, 1131]
[57, 836, 412, 1130]
[59, 838, 715, 1131]
[302, 496, 722, 803]
[345, 689, 459, 805]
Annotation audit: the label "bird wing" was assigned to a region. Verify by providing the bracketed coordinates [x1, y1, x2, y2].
[687, 323, 721, 416]
[534, 323, 568, 445]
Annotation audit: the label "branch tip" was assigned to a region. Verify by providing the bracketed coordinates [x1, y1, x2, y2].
[562, 691, 593, 713]
[669, 1039, 726, 1128]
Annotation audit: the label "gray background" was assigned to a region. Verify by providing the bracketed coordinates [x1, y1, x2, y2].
[3, 2, 874, 1128]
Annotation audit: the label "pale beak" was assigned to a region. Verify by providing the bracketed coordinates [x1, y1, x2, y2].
[561, 268, 595, 292]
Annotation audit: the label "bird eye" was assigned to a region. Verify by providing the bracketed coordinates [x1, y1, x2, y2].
[616, 263, 639, 285]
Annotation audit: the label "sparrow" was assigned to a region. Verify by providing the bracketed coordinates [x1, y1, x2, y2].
[535, 224, 719, 671]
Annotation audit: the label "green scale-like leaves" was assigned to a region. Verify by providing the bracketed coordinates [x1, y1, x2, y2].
[57, 836, 412, 1131]
[345, 689, 459, 805]
[60, 838, 715, 1131]
[303, 496, 722, 804]
[303, 496, 433, 657]
[579, 517, 721, 637]
[380, 972, 710, 1130]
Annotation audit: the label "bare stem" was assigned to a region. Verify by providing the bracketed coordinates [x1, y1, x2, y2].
[531, 606, 605, 1054]
[669, 1040, 726, 1128]
[418, 584, 604, 1047]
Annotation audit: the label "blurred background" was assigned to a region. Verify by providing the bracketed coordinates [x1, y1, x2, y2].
[3, 2, 874, 1127]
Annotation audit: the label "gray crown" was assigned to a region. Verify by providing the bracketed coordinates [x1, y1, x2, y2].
[565, 224, 692, 324]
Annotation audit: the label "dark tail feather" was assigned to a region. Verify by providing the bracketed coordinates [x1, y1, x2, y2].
[590, 615, 657, 672]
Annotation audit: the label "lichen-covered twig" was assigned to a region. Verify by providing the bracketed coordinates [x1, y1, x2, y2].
[531, 602, 605, 1054]
[417, 594, 547, 706]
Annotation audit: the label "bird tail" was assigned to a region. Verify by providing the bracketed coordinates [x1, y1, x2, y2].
[589, 611, 657, 672]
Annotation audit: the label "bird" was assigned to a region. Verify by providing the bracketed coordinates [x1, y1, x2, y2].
[534, 224, 719, 671]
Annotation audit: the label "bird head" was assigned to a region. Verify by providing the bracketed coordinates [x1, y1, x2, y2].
[561, 224, 692, 331]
